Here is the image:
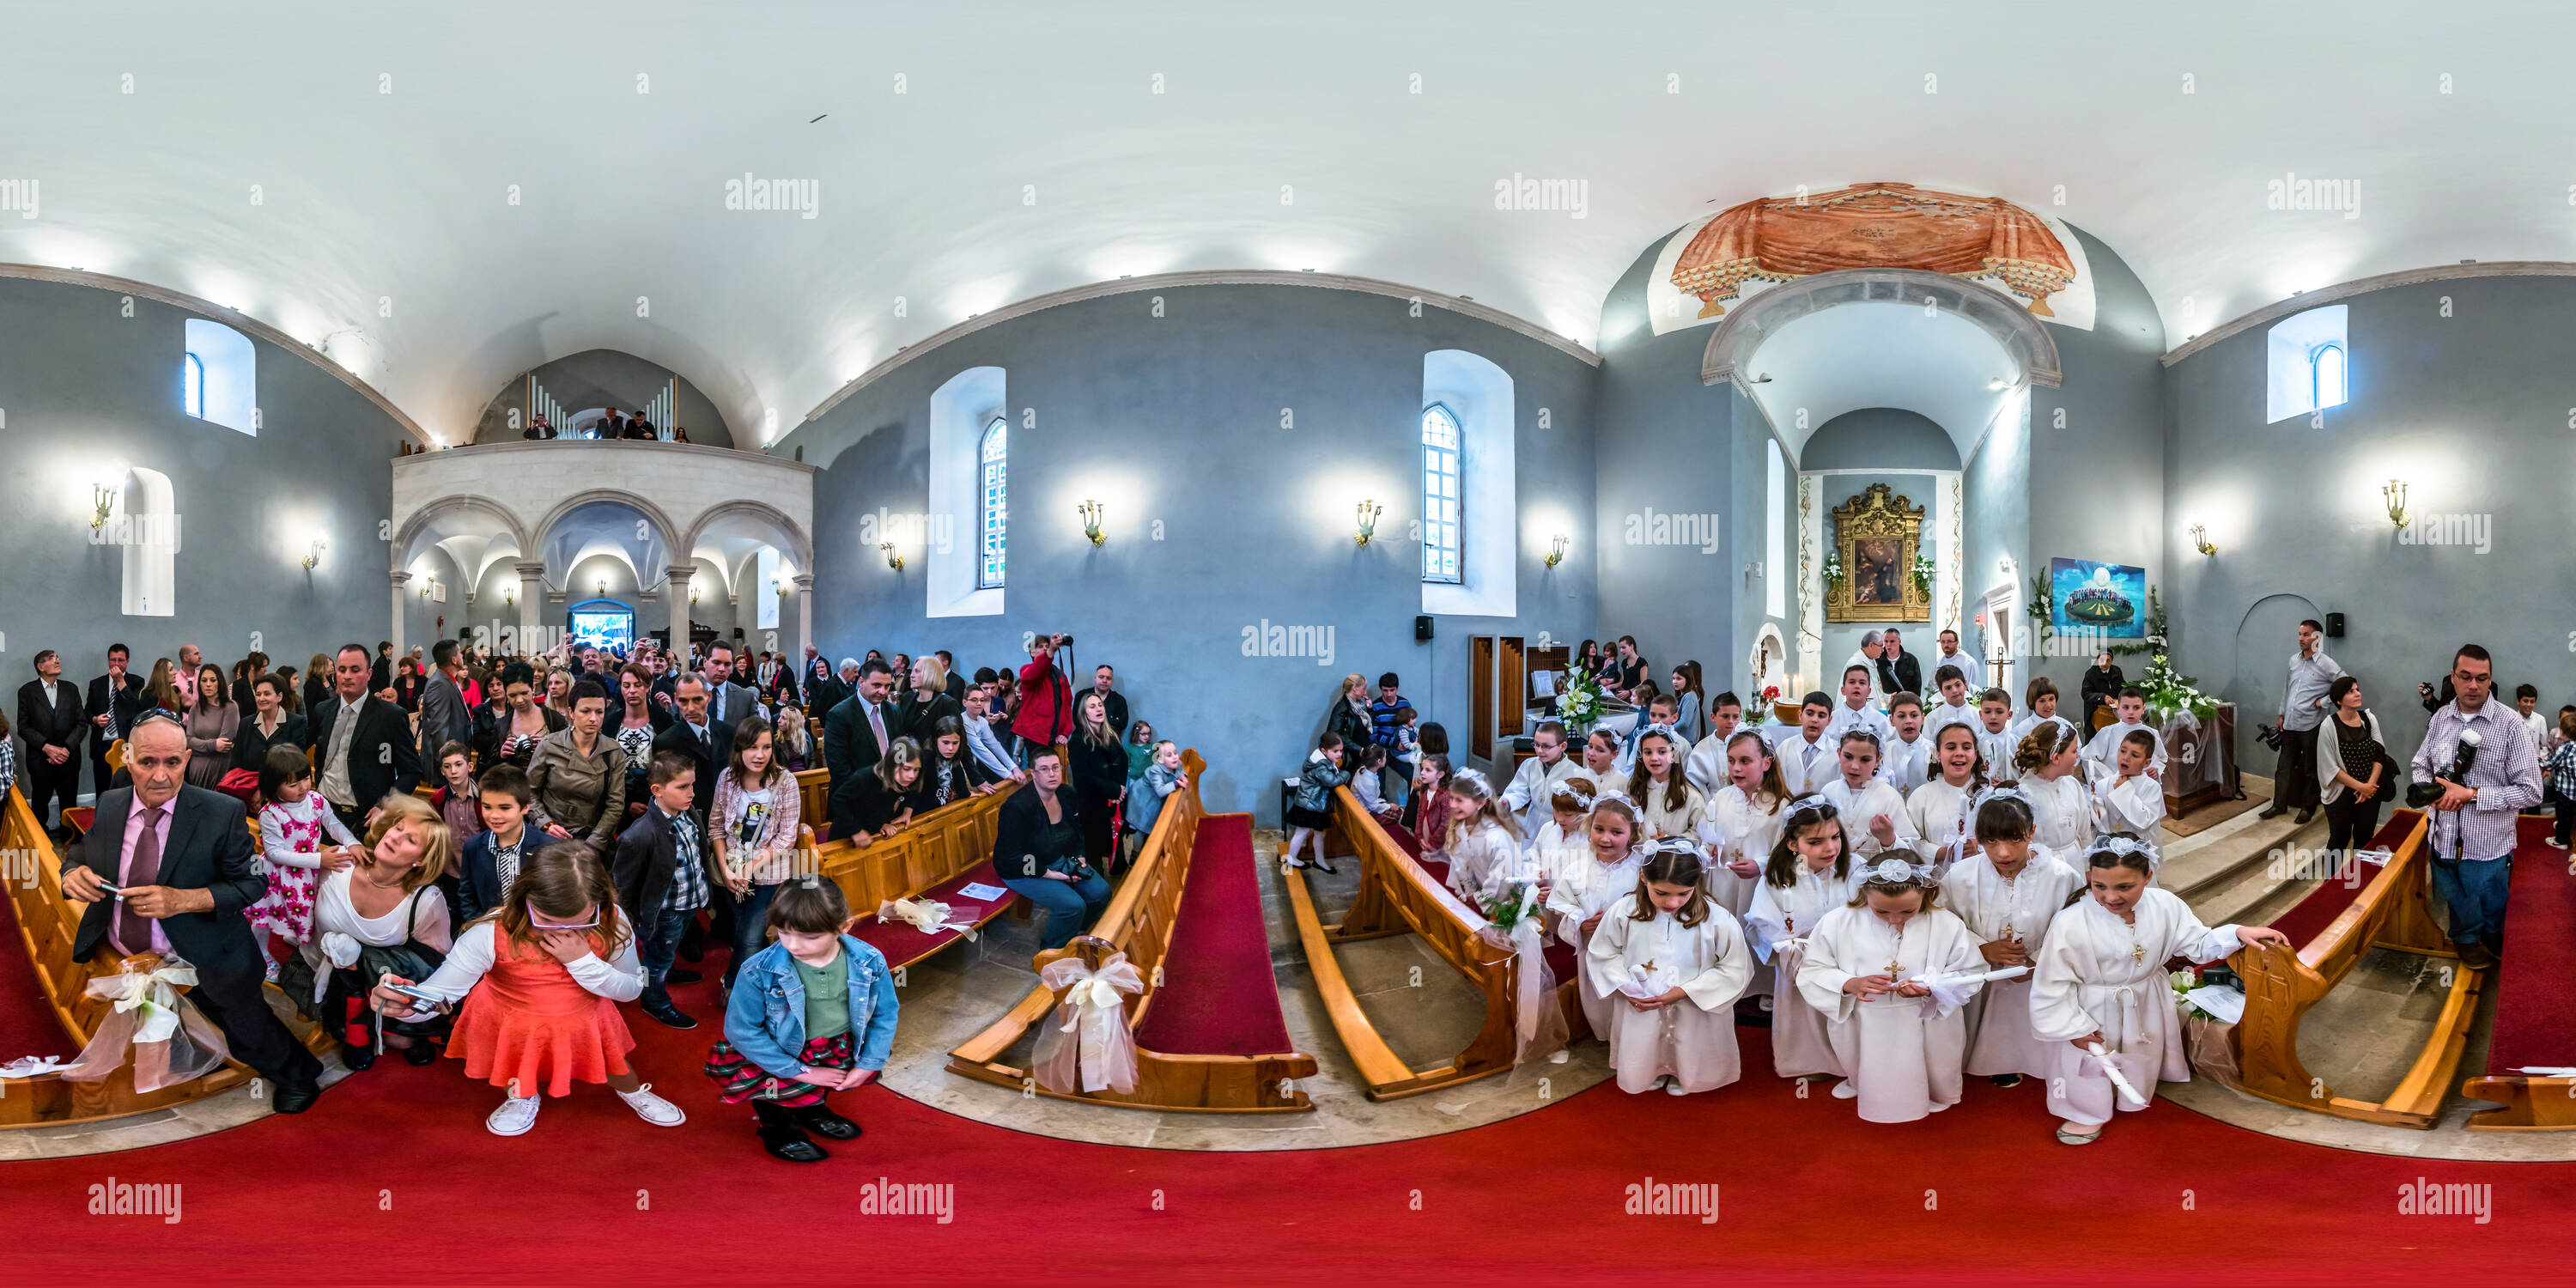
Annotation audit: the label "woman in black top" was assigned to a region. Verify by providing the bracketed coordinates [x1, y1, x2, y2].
[301, 653, 332, 715]
[835, 737, 925, 844]
[920, 715, 999, 811]
[2318, 676, 2390, 866]
[1613, 635, 1649, 702]
[232, 674, 310, 780]
[1067, 692, 1129, 866]
[472, 662, 566, 771]
[391, 658, 427, 713]
[1322, 673, 1374, 750]
[2080, 650, 2126, 732]
[990, 749, 1106, 950]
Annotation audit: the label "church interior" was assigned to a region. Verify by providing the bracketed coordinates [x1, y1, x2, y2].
[3, 3, 2573, 1282]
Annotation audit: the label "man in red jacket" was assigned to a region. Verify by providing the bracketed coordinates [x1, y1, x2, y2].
[1011, 634, 1075, 766]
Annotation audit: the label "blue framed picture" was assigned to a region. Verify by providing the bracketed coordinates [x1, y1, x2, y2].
[2050, 558, 2145, 638]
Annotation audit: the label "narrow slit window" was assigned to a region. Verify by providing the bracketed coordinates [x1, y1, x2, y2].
[1420, 403, 1461, 584]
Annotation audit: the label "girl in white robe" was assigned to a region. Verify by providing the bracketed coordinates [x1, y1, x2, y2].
[1795, 854, 1989, 1123]
[1741, 797, 1854, 1081]
[2028, 834, 2289, 1145]
[1441, 769, 1528, 909]
[2090, 729, 2168, 848]
[2014, 720, 2093, 854]
[1934, 788, 2084, 1084]
[1905, 722, 1988, 873]
[1820, 731, 1920, 860]
[1624, 727, 1707, 841]
[1522, 776, 1601, 896]
[1695, 730, 1790, 925]
[1545, 796, 1644, 1037]
[1584, 844, 1756, 1095]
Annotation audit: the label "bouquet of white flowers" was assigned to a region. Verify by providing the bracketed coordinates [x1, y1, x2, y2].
[1558, 663, 1607, 734]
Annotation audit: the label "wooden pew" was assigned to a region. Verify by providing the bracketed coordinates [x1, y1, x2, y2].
[947, 750, 1315, 1111]
[2229, 810, 2481, 1129]
[811, 780, 1023, 973]
[2459, 820, 2576, 1129]
[1284, 781, 1576, 1101]
[0, 785, 256, 1129]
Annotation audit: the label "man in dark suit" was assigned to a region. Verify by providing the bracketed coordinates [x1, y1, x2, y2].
[416, 640, 473, 763]
[598, 407, 628, 440]
[309, 642, 427, 836]
[648, 674, 730, 820]
[824, 660, 900, 833]
[1876, 628, 1923, 700]
[61, 715, 325, 1112]
[935, 650, 968, 703]
[85, 642, 146, 798]
[18, 649, 87, 835]
[699, 641, 760, 730]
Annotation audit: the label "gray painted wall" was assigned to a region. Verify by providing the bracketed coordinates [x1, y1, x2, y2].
[1804, 408, 1959, 472]
[770, 283, 1601, 821]
[2165, 273, 2567, 767]
[471, 348, 736, 447]
[0, 276, 410, 705]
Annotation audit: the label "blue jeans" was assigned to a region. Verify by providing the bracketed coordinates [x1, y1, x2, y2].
[2429, 852, 2512, 948]
[724, 883, 781, 988]
[637, 902, 700, 1003]
[1004, 872, 1111, 950]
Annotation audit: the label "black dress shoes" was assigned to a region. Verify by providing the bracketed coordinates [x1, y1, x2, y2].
[801, 1104, 862, 1139]
[762, 1128, 828, 1163]
[643, 999, 698, 1029]
[271, 1080, 324, 1115]
[401, 1042, 440, 1066]
[2257, 805, 2289, 819]
[665, 968, 704, 985]
[340, 1044, 377, 1072]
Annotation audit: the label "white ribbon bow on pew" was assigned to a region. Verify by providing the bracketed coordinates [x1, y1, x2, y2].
[878, 897, 980, 942]
[1473, 894, 1571, 1066]
[52, 957, 232, 1094]
[1031, 952, 1144, 1095]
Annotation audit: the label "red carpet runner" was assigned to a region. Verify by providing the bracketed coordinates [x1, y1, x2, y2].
[2482, 816, 2574, 1072]
[1133, 814, 1293, 1056]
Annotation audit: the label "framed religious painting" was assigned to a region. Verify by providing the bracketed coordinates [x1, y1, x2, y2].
[1826, 483, 1929, 623]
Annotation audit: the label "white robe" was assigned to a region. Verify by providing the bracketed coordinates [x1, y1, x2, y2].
[2083, 720, 2168, 776]
[1499, 754, 1581, 823]
[1742, 863, 1856, 1078]
[2024, 774, 2094, 854]
[1695, 786, 1784, 921]
[1935, 849, 2086, 1078]
[2028, 888, 2242, 1127]
[1822, 776, 1920, 860]
[1523, 820, 1592, 889]
[1631, 778, 1707, 842]
[1583, 894, 1755, 1093]
[1825, 702, 1893, 749]
[1879, 733, 1934, 794]
[1905, 777, 1980, 870]
[1796, 904, 1988, 1122]
[1977, 727, 2017, 787]
[2008, 713, 2079, 752]
[1444, 821, 1528, 908]
[1546, 851, 1645, 1035]
[2092, 772, 2167, 840]
[1923, 699, 1981, 742]
[1775, 732, 1839, 798]
[1682, 732, 1732, 798]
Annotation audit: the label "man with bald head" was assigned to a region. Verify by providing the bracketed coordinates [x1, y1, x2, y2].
[63, 715, 325, 1113]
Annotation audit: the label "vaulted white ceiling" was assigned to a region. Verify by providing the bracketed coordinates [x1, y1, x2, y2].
[3, 2, 2560, 446]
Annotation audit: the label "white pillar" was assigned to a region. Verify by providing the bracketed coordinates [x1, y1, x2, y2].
[667, 565, 694, 659]
[389, 569, 411, 659]
[794, 573, 814, 662]
[516, 562, 546, 657]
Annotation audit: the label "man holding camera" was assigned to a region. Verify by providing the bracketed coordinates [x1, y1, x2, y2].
[2260, 619, 2345, 824]
[1012, 634, 1077, 766]
[2409, 644, 2541, 970]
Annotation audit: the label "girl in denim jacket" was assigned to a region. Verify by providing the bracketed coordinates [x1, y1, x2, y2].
[705, 877, 901, 1162]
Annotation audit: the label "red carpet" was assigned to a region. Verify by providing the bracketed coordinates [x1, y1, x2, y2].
[2484, 816, 2574, 1072]
[0, 882, 76, 1060]
[1134, 813, 1294, 1056]
[2268, 810, 2422, 948]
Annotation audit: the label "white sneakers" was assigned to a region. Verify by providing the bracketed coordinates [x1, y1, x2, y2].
[487, 1093, 542, 1136]
[617, 1083, 687, 1127]
[1832, 1080, 1859, 1100]
[484, 1084, 687, 1136]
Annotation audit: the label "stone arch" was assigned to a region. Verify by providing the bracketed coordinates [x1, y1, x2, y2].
[392, 494, 533, 569]
[532, 489, 683, 565]
[683, 497, 813, 572]
[1701, 269, 2062, 391]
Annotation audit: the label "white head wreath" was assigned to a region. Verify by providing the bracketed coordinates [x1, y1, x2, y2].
[2092, 833, 2161, 866]
[1863, 856, 1934, 885]
[1972, 784, 2031, 811]
[1788, 793, 1834, 816]
[1451, 767, 1494, 795]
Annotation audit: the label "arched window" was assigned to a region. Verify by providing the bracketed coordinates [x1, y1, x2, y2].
[1420, 403, 1461, 584]
[181, 352, 206, 419]
[977, 416, 1008, 589]
[2312, 343, 2348, 411]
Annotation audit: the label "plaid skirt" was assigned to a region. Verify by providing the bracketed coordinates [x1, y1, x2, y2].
[704, 1031, 856, 1107]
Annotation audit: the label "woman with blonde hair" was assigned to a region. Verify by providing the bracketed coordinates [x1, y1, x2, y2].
[308, 793, 456, 1071]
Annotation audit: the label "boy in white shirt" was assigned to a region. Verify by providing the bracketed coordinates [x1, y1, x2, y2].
[1821, 730, 1921, 859]
[2081, 689, 2166, 778]
[1776, 692, 1839, 797]
[2009, 677, 2075, 748]
[1977, 689, 2017, 786]
[1922, 665, 1979, 739]
[1880, 693, 1934, 793]
[1499, 720, 1579, 824]
[1683, 691, 1745, 797]
[1826, 664, 1893, 745]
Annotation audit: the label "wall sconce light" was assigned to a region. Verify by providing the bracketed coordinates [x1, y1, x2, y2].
[690, 586, 701, 607]
[881, 541, 904, 571]
[1354, 500, 1383, 547]
[418, 575, 436, 598]
[2189, 524, 2216, 557]
[1078, 500, 1106, 547]
[2381, 479, 2409, 530]
[90, 480, 117, 530]
[1545, 533, 1569, 568]
[504, 586, 515, 608]
[598, 577, 608, 597]
[303, 538, 326, 570]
